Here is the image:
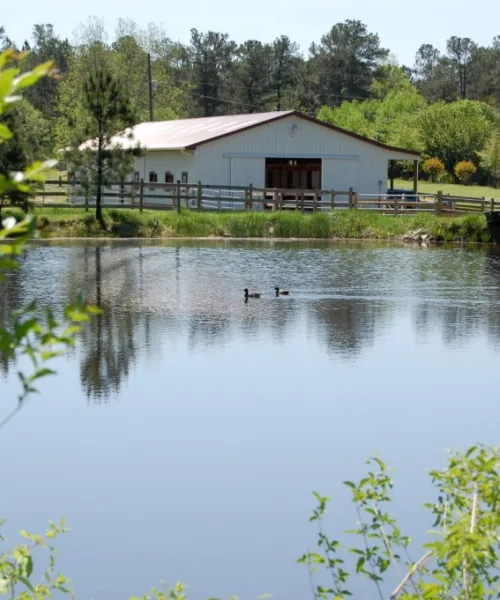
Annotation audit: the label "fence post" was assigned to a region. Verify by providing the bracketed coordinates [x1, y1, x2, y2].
[491, 198, 495, 213]
[436, 190, 443, 215]
[481, 196, 485, 213]
[314, 190, 320, 212]
[273, 188, 278, 211]
[41, 181, 45, 205]
[176, 180, 181, 214]
[139, 178, 144, 212]
[197, 181, 202, 210]
[330, 190, 335, 211]
[248, 183, 253, 210]
[348, 187, 354, 209]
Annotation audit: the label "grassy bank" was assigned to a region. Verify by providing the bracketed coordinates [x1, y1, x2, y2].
[394, 178, 500, 199]
[1, 206, 491, 243]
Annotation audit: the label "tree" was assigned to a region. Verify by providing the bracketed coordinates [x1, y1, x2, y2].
[233, 40, 273, 112]
[0, 26, 15, 51]
[67, 67, 140, 224]
[454, 160, 477, 184]
[187, 29, 237, 116]
[446, 36, 477, 99]
[481, 131, 500, 186]
[309, 20, 389, 106]
[299, 445, 500, 600]
[270, 36, 301, 111]
[0, 98, 51, 213]
[317, 100, 377, 138]
[22, 24, 72, 120]
[414, 44, 459, 101]
[422, 157, 446, 182]
[417, 100, 494, 173]
[370, 64, 414, 99]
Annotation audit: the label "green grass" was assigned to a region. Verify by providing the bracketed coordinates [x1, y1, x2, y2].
[394, 178, 500, 199]
[0, 206, 492, 243]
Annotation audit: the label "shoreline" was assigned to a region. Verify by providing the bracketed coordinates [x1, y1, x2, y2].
[26, 235, 494, 248]
[2, 206, 493, 245]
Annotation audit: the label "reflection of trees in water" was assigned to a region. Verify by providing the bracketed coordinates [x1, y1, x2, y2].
[69, 246, 160, 402]
[413, 248, 500, 349]
[308, 299, 391, 359]
[7, 242, 500, 401]
[0, 260, 24, 377]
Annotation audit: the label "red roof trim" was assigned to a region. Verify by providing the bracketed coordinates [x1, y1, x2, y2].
[184, 110, 421, 157]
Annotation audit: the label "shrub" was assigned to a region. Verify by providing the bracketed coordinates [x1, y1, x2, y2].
[454, 160, 477, 184]
[422, 157, 446, 183]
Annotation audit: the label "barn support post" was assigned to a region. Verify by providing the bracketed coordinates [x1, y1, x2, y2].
[389, 160, 395, 190]
[412, 160, 419, 195]
[436, 190, 443, 215]
[197, 181, 202, 210]
[139, 178, 144, 212]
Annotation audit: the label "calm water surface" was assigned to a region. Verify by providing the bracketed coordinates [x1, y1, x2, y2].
[1, 240, 500, 600]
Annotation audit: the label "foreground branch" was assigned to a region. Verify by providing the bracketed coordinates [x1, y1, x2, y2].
[390, 550, 434, 599]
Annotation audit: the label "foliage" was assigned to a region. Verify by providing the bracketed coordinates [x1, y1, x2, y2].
[454, 160, 477, 184]
[309, 20, 389, 105]
[318, 86, 425, 152]
[417, 101, 494, 173]
[65, 65, 141, 223]
[0, 519, 73, 598]
[481, 131, 500, 187]
[299, 445, 500, 600]
[0, 46, 99, 599]
[422, 157, 446, 182]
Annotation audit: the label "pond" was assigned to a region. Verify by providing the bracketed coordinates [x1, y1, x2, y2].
[1, 240, 500, 600]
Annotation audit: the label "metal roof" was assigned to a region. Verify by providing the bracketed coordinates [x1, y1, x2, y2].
[79, 110, 421, 157]
[80, 111, 294, 152]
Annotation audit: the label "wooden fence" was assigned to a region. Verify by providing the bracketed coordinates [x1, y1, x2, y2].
[20, 179, 500, 216]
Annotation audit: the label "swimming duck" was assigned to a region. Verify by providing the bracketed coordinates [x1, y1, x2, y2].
[275, 287, 290, 296]
[244, 288, 261, 299]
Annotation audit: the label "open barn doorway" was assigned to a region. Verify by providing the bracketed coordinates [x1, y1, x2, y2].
[265, 158, 322, 190]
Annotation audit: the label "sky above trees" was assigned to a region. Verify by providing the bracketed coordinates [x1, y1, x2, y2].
[3, 0, 499, 67]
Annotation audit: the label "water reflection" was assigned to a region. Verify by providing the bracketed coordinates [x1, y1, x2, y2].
[3, 242, 500, 400]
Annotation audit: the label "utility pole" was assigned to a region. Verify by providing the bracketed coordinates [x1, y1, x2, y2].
[147, 52, 154, 122]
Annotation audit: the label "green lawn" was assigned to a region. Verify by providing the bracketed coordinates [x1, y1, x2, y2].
[394, 179, 500, 199]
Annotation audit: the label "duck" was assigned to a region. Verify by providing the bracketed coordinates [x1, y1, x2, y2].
[275, 287, 290, 296]
[244, 288, 261, 299]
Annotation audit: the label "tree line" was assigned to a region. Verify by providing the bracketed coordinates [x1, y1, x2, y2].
[1, 18, 500, 186]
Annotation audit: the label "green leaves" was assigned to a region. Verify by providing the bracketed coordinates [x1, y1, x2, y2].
[300, 446, 500, 600]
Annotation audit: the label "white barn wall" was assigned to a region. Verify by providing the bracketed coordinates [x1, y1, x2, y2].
[193, 115, 417, 195]
[133, 150, 194, 183]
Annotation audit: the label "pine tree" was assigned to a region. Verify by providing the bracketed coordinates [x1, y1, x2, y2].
[67, 67, 140, 224]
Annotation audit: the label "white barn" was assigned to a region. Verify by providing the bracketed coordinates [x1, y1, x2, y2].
[77, 110, 420, 202]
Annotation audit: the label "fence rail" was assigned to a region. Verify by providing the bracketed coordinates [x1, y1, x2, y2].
[10, 179, 500, 216]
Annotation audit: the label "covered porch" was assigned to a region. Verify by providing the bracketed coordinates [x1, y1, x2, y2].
[387, 159, 420, 196]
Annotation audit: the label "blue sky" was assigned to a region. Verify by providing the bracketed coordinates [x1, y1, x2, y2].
[4, 0, 498, 66]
